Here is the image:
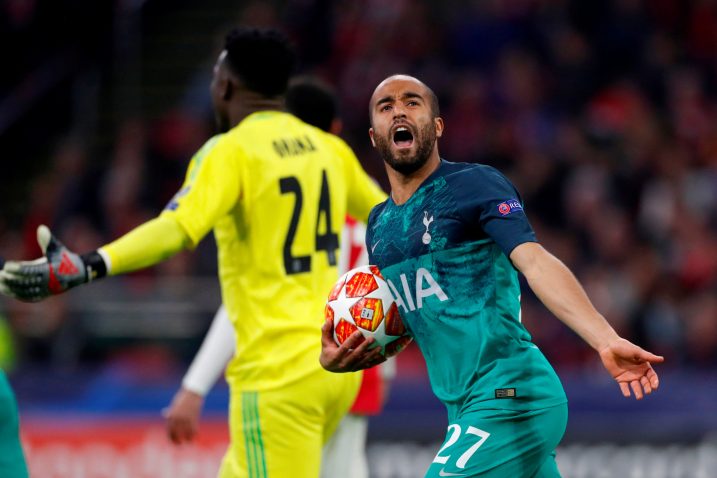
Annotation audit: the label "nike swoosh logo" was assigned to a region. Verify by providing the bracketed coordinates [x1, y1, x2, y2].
[370, 240, 382, 254]
[439, 470, 466, 477]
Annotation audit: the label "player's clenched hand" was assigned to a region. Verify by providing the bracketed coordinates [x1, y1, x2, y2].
[598, 338, 664, 400]
[319, 317, 386, 372]
[163, 387, 205, 445]
[0, 225, 90, 302]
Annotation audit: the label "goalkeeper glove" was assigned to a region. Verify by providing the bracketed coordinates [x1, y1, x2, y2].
[0, 225, 107, 302]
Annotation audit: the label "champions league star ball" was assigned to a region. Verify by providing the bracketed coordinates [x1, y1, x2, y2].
[325, 265, 411, 356]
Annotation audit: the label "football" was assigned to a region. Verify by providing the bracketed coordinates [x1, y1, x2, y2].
[325, 264, 411, 355]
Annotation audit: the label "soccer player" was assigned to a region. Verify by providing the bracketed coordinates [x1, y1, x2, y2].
[0, 257, 28, 478]
[0, 372, 28, 478]
[319, 75, 665, 477]
[0, 27, 386, 478]
[0, 375, 28, 478]
[163, 78, 392, 478]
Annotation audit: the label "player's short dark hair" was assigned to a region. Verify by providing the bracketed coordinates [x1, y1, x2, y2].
[224, 26, 296, 97]
[286, 77, 338, 132]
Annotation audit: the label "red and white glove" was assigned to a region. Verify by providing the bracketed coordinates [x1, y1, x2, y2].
[0, 225, 105, 302]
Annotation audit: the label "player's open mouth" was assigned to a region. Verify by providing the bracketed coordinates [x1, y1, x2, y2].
[393, 127, 414, 149]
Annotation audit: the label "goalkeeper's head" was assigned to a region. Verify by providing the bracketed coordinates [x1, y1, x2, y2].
[211, 26, 296, 132]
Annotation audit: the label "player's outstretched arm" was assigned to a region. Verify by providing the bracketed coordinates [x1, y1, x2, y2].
[510, 241, 664, 400]
[0, 225, 104, 302]
[319, 317, 386, 372]
[0, 217, 190, 303]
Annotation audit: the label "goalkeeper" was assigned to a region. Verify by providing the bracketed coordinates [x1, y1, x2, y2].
[0, 26, 387, 478]
[163, 78, 393, 478]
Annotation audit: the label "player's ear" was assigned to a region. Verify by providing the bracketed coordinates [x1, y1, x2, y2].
[368, 127, 377, 147]
[434, 117, 444, 139]
[222, 76, 234, 101]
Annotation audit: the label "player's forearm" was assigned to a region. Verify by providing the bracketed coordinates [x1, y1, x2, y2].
[511, 242, 619, 351]
[99, 216, 190, 276]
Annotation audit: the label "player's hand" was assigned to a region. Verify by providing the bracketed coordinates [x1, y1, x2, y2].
[319, 317, 387, 372]
[0, 225, 89, 302]
[163, 387, 205, 445]
[598, 338, 664, 400]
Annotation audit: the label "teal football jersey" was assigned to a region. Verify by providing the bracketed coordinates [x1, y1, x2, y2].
[367, 160, 566, 421]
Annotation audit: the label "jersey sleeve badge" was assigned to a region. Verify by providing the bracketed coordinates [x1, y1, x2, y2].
[497, 199, 523, 216]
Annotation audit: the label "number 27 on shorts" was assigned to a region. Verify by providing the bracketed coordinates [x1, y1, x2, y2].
[433, 424, 491, 471]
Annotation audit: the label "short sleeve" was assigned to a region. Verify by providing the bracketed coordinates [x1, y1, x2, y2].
[454, 166, 537, 257]
[160, 134, 242, 246]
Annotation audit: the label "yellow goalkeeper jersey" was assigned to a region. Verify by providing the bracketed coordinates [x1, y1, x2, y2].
[161, 111, 386, 390]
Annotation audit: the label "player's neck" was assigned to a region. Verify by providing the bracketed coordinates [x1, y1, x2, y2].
[229, 97, 284, 126]
[387, 153, 441, 205]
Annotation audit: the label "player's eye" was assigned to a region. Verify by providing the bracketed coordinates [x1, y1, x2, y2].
[407, 100, 419, 106]
[380, 104, 392, 112]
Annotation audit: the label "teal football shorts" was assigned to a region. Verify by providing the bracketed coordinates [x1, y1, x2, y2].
[425, 403, 568, 477]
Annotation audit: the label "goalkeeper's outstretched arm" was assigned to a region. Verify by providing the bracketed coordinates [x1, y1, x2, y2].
[0, 216, 190, 302]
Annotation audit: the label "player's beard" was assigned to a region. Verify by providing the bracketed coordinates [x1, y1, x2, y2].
[374, 121, 436, 176]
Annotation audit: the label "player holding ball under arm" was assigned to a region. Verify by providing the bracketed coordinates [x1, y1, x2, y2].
[0, 27, 387, 478]
[319, 75, 664, 478]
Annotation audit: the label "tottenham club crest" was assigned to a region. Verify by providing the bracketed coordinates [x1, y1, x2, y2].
[422, 211, 434, 245]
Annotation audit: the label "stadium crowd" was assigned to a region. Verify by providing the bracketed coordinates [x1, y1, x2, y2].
[2, 0, 717, 373]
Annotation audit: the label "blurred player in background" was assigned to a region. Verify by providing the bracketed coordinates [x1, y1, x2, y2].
[0, 27, 386, 478]
[163, 78, 392, 478]
[0, 257, 29, 478]
[320, 75, 664, 477]
[0, 370, 27, 478]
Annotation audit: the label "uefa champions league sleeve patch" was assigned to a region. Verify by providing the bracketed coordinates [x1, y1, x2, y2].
[497, 199, 523, 216]
[165, 186, 191, 211]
